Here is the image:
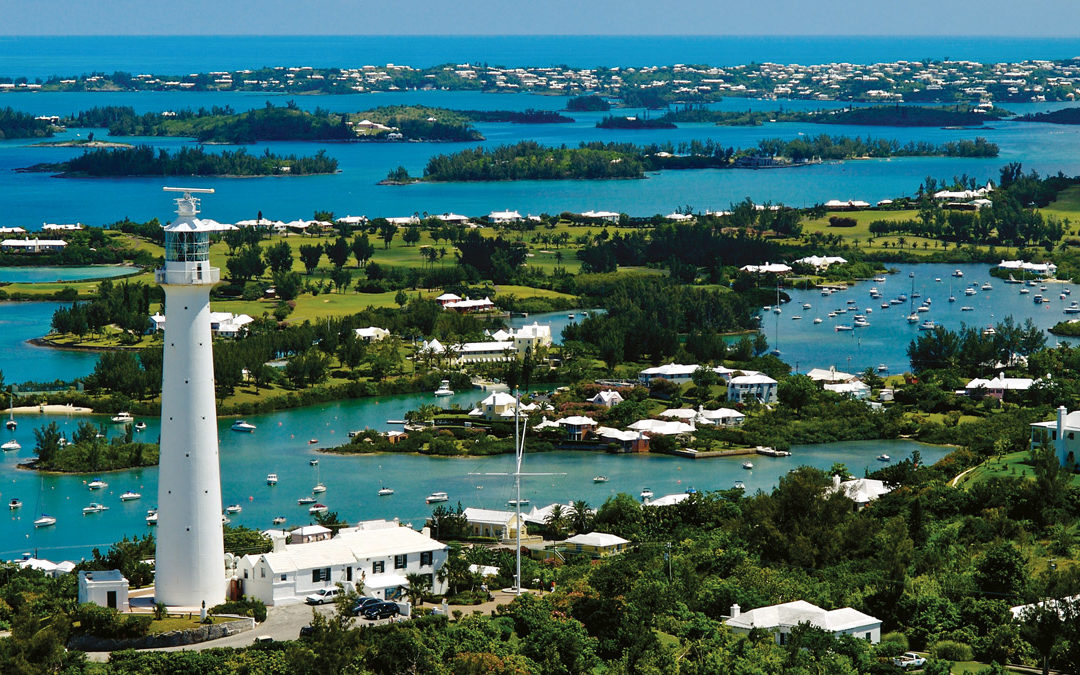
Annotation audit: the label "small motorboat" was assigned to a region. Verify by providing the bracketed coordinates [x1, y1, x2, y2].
[961, 306, 974, 311]
[8, 498, 21, 509]
[507, 498, 530, 507]
[890, 298, 903, 305]
[640, 488, 654, 500]
[835, 325, 853, 332]
[873, 276, 886, 283]
[119, 491, 141, 501]
[82, 503, 108, 515]
[34, 514, 57, 528]
[134, 421, 147, 431]
[1066, 288, 1073, 295]
[567, 314, 575, 320]
[948, 295, 956, 302]
[225, 504, 243, 514]
[110, 412, 134, 424]
[919, 320, 937, 331]
[145, 509, 158, 525]
[1020, 287, 1030, 294]
[426, 491, 449, 504]
[309, 459, 319, 466]
[221, 515, 231, 525]
[272, 516, 287, 525]
[952, 269, 963, 278]
[378, 487, 395, 496]
[742, 461, 754, 470]
[877, 364, 888, 372]
[935, 277, 942, 282]
[88, 478, 107, 490]
[982, 326, 997, 337]
[434, 379, 454, 396]
[309, 504, 328, 515]
[307, 439, 318, 445]
[846, 299, 856, 305]
[772, 307, 781, 315]
[1027, 279, 1038, 286]
[802, 303, 811, 310]
[813, 318, 823, 324]
[981, 282, 992, 291]
[1065, 302, 1080, 314]
[297, 496, 317, 505]
[1, 439, 21, 452]
[231, 420, 256, 433]
[312, 483, 327, 494]
[1034, 294, 1044, 304]
[880, 303, 889, 309]
[876, 454, 891, 462]
[733, 480, 745, 489]
[593, 475, 609, 483]
[917, 305, 930, 313]
[907, 314, 919, 324]
[964, 288, 977, 296]
[791, 315, 802, 320]
[853, 318, 870, 328]
[266, 473, 278, 485]
[897, 294, 907, 302]
[911, 292, 921, 299]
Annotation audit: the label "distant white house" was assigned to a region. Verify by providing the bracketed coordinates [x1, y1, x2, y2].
[354, 326, 390, 343]
[639, 363, 699, 384]
[627, 418, 695, 436]
[727, 374, 778, 404]
[489, 210, 523, 224]
[824, 381, 871, 400]
[806, 367, 857, 384]
[998, 259, 1058, 277]
[462, 508, 527, 543]
[823, 199, 871, 210]
[739, 262, 793, 275]
[149, 311, 253, 337]
[42, 222, 84, 231]
[588, 390, 625, 407]
[579, 210, 620, 222]
[794, 256, 847, 271]
[289, 525, 333, 545]
[827, 475, 892, 507]
[725, 600, 881, 644]
[965, 373, 1036, 399]
[1, 239, 68, 253]
[0, 227, 26, 234]
[16, 554, 76, 578]
[661, 406, 745, 426]
[78, 570, 129, 612]
[443, 297, 497, 313]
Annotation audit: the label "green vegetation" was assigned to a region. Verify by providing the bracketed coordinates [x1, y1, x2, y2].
[20, 145, 338, 178]
[566, 94, 611, 111]
[1016, 107, 1080, 125]
[0, 107, 54, 139]
[99, 104, 354, 143]
[28, 420, 158, 472]
[595, 115, 676, 129]
[1051, 320, 1080, 336]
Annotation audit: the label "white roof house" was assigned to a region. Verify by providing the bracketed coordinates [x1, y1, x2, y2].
[1, 239, 68, 253]
[627, 419, 695, 435]
[639, 363, 700, 383]
[355, 326, 390, 342]
[462, 508, 526, 543]
[646, 492, 691, 507]
[739, 262, 793, 275]
[806, 367, 856, 384]
[580, 210, 620, 222]
[588, 390, 625, 407]
[489, 210, 523, 224]
[965, 373, 1036, 399]
[727, 374, 779, 404]
[824, 381, 871, 400]
[78, 570, 129, 612]
[827, 475, 892, 507]
[563, 532, 629, 557]
[237, 521, 448, 606]
[998, 259, 1057, 277]
[1031, 405, 1080, 468]
[661, 406, 745, 426]
[726, 600, 882, 644]
[148, 311, 252, 337]
[42, 222, 84, 231]
[0, 227, 26, 234]
[794, 256, 848, 270]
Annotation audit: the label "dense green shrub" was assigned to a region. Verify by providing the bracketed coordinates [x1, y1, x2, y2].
[932, 639, 974, 661]
[209, 597, 267, 623]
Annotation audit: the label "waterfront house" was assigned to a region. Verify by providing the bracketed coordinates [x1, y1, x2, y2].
[0, 227, 26, 234]
[594, 426, 649, 452]
[661, 406, 745, 426]
[588, 390, 625, 407]
[727, 374, 779, 404]
[475, 391, 520, 420]
[488, 210, 523, 224]
[288, 525, 332, 545]
[78, 570, 129, 612]
[964, 373, 1036, 399]
[510, 322, 553, 351]
[806, 367, 857, 384]
[354, 326, 390, 343]
[462, 508, 527, 543]
[1, 239, 68, 253]
[725, 601, 881, 644]
[236, 520, 447, 606]
[16, 555, 76, 578]
[1030, 405, 1080, 468]
[824, 381, 871, 400]
[998, 259, 1058, 277]
[738, 262, 792, 275]
[561, 532, 629, 558]
[557, 415, 597, 441]
[794, 255, 848, 271]
[42, 222, 84, 231]
[443, 297, 497, 313]
[579, 210, 620, 223]
[627, 418, 695, 436]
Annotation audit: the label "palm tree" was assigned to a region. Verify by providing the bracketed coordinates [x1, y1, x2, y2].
[545, 504, 567, 539]
[436, 546, 476, 596]
[404, 572, 432, 606]
[569, 500, 593, 534]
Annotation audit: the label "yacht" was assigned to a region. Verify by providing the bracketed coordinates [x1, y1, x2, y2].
[567, 314, 575, 320]
[110, 412, 134, 424]
[911, 292, 921, 299]
[772, 306, 781, 315]
[507, 498, 530, 507]
[964, 287, 976, 296]
[890, 298, 903, 305]
[877, 364, 888, 372]
[934, 278, 942, 282]
[742, 461, 754, 470]
[640, 488, 654, 500]
[853, 318, 870, 328]
[297, 496, 317, 505]
[897, 294, 908, 302]
[145, 509, 158, 525]
[8, 498, 21, 510]
[846, 299, 856, 305]
[82, 503, 108, 515]
[434, 379, 454, 396]
[308, 503, 329, 515]
[876, 454, 891, 462]
[917, 305, 930, 313]
[272, 516, 287, 525]
[907, 314, 919, 324]
[919, 320, 937, 331]
[1065, 302, 1080, 314]
[802, 303, 811, 310]
[426, 492, 449, 504]
[34, 514, 57, 528]
[225, 504, 243, 514]
[1020, 287, 1030, 295]
[733, 480, 745, 490]
[961, 306, 975, 311]
[308, 459, 319, 466]
[881, 303, 890, 309]
[119, 491, 141, 501]
[948, 295, 956, 303]
[87, 478, 107, 490]
[222, 515, 231, 525]
[5, 394, 15, 430]
[134, 421, 147, 431]
[1027, 279, 1038, 287]
[791, 315, 802, 320]
[308, 438, 318, 445]
[1, 439, 21, 452]
[869, 287, 879, 296]
[982, 326, 997, 337]
[952, 269, 963, 278]
[981, 282, 992, 291]
[1066, 288, 1073, 295]
[266, 473, 278, 485]
[593, 475, 609, 483]
[311, 483, 327, 494]
[231, 420, 256, 433]
[378, 487, 395, 496]
[1034, 294, 1044, 304]
[873, 276, 887, 283]
[835, 325, 853, 332]
[813, 318, 823, 324]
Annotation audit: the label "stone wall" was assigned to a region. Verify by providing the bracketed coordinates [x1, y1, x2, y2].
[68, 616, 255, 652]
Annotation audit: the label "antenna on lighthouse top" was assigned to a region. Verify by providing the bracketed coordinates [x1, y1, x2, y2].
[163, 187, 215, 217]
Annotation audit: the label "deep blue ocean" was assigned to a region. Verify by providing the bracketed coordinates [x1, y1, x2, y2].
[3, 36, 1080, 79]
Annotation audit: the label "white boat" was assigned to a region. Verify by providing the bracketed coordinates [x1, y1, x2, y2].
[948, 296, 956, 302]
[1, 439, 20, 451]
[906, 314, 919, 324]
[911, 292, 921, 299]
[1066, 288, 1073, 295]
[802, 303, 811, 310]
[34, 514, 57, 528]
[1065, 302, 1080, 314]
[981, 282, 992, 290]
[425, 491, 449, 504]
[231, 420, 256, 433]
[880, 303, 889, 309]
[434, 379, 454, 396]
[225, 504, 243, 514]
[87, 478, 107, 490]
[919, 320, 937, 331]
[297, 496, 317, 505]
[312, 483, 327, 494]
[917, 305, 930, 313]
[266, 473, 278, 485]
[869, 287, 879, 295]
[308, 504, 328, 515]
[593, 475, 609, 483]
[134, 422, 147, 431]
[1034, 294, 1044, 304]
[507, 498, 530, 507]
[82, 502, 108, 515]
[272, 516, 287, 525]
[964, 288, 976, 296]
[873, 276, 886, 283]
[1020, 288, 1030, 294]
[791, 315, 802, 320]
[640, 488, 654, 500]
[221, 515, 231, 525]
[877, 364, 888, 372]
[378, 487, 395, 496]
[1005, 275, 1021, 284]
[813, 318, 823, 324]
[110, 412, 134, 424]
[309, 459, 319, 466]
[934, 278, 941, 282]
[952, 270, 963, 278]
[145, 509, 158, 525]
[853, 319, 870, 328]
[1027, 280, 1038, 286]
[733, 480, 745, 489]
[742, 461, 754, 470]
[772, 307, 781, 315]
[982, 326, 996, 336]
[835, 325, 853, 332]
[877, 454, 891, 462]
[5, 394, 15, 430]
[119, 491, 141, 501]
[961, 306, 975, 311]
[567, 314, 575, 319]
[9, 498, 22, 509]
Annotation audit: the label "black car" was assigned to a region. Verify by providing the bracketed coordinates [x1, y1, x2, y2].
[299, 625, 315, 638]
[362, 601, 400, 620]
[350, 596, 382, 616]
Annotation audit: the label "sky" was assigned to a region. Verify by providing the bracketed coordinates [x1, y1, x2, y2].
[2, 0, 1079, 36]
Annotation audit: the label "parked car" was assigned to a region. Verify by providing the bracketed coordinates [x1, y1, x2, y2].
[305, 587, 342, 605]
[350, 596, 382, 616]
[362, 600, 400, 620]
[253, 635, 274, 644]
[298, 625, 315, 638]
[893, 652, 927, 669]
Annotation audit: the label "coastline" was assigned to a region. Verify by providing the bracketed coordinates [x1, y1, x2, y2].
[8, 404, 94, 415]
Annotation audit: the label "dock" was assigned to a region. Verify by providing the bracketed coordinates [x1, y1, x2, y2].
[670, 446, 792, 459]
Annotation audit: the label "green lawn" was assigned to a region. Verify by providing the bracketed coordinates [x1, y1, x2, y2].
[955, 450, 1080, 488]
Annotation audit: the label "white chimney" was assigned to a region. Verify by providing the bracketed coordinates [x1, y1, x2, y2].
[731, 603, 741, 618]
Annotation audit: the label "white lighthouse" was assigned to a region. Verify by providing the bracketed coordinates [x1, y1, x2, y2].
[154, 187, 233, 607]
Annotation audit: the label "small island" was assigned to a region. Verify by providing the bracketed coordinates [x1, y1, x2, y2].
[655, 104, 1011, 128]
[1014, 107, 1080, 125]
[596, 115, 676, 130]
[18, 145, 339, 178]
[0, 107, 56, 140]
[566, 94, 611, 112]
[21, 421, 158, 473]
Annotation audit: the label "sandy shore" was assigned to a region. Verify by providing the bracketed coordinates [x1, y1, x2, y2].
[8, 404, 94, 415]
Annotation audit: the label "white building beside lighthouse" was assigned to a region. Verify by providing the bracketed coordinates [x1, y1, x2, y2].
[154, 188, 235, 607]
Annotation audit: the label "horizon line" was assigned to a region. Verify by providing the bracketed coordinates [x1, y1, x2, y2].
[2, 33, 1080, 39]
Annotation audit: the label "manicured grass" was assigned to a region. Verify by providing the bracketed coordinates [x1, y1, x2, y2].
[148, 614, 234, 634]
[493, 284, 577, 301]
[956, 450, 1080, 488]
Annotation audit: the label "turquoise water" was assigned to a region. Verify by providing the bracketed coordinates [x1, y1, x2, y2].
[0, 265, 138, 283]
[766, 262, 1080, 374]
[0, 302, 99, 386]
[0, 399, 945, 559]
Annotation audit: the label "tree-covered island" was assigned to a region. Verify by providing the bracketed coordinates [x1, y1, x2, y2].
[651, 104, 1013, 128]
[18, 145, 338, 177]
[22, 420, 158, 473]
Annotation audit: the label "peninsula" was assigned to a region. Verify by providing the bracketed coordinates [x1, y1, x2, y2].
[18, 145, 339, 178]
